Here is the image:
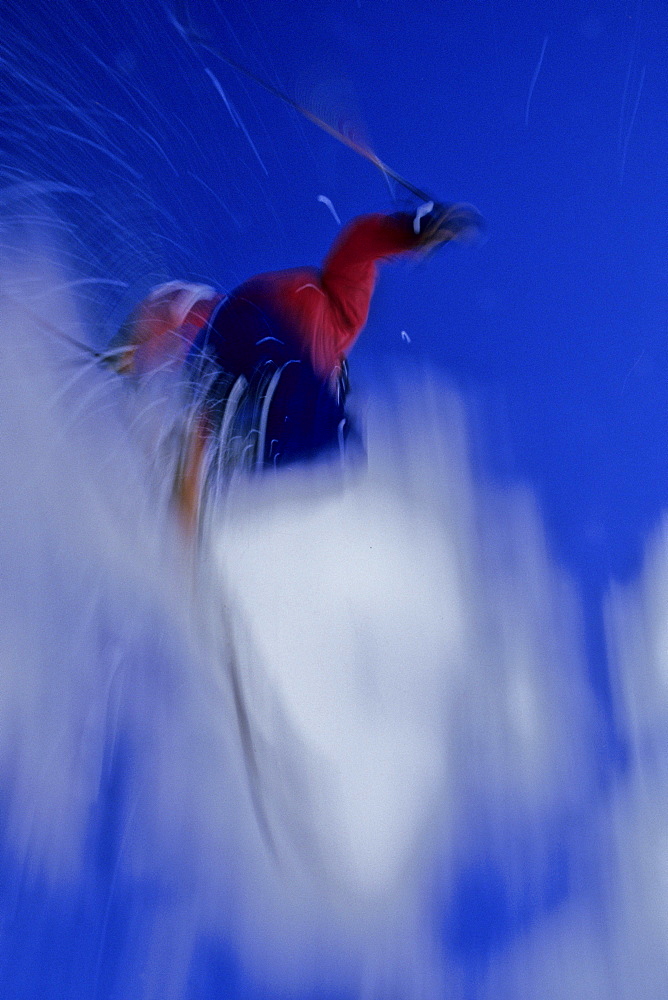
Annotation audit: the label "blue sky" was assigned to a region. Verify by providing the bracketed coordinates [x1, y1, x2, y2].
[152, 0, 668, 693]
[233, 0, 667, 702]
[41, 0, 664, 597]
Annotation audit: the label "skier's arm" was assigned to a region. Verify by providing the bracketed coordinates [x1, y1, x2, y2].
[320, 205, 482, 353]
[318, 213, 419, 352]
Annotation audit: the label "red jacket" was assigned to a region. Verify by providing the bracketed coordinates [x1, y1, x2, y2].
[115, 212, 424, 378]
[227, 212, 421, 376]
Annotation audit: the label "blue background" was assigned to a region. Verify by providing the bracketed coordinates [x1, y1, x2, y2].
[8, 0, 666, 594]
[18, 0, 661, 599]
[1, 0, 666, 995]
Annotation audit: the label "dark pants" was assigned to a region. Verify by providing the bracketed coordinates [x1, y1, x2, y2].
[186, 294, 349, 469]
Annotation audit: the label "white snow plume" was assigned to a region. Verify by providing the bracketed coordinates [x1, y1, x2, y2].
[211, 375, 598, 995]
[607, 518, 668, 776]
[599, 524, 668, 998]
[0, 208, 257, 999]
[0, 208, 599, 999]
[472, 519, 668, 1000]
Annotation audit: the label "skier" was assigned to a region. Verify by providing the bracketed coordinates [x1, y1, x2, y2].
[112, 200, 482, 527]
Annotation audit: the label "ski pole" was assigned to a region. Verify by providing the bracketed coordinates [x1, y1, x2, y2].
[171, 2, 435, 204]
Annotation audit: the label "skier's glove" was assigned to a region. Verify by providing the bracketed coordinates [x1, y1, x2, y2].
[413, 201, 485, 249]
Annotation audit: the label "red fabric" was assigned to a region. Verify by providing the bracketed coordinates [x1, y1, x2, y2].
[118, 213, 421, 380]
[227, 213, 420, 377]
